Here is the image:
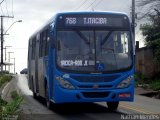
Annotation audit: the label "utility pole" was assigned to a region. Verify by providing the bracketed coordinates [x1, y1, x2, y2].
[8, 52, 14, 73]
[132, 0, 136, 54]
[1, 17, 3, 72]
[0, 15, 14, 72]
[11, 58, 15, 74]
[4, 46, 12, 71]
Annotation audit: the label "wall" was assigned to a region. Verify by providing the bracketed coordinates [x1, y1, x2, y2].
[135, 47, 160, 78]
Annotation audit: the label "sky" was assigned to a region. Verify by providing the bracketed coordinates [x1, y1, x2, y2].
[0, 0, 143, 73]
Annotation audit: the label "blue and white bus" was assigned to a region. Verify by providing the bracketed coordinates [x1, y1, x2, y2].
[28, 11, 134, 110]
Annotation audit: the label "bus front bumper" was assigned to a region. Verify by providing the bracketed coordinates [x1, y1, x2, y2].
[52, 85, 134, 103]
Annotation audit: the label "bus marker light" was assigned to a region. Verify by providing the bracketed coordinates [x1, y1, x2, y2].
[119, 93, 131, 98]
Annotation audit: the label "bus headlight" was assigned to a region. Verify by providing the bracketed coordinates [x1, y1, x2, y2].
[56, 76, 75, 89]
[117, 75, 134, 89]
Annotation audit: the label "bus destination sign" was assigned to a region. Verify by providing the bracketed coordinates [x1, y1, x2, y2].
[61, 16, 126, 28]
[57, 14, 129, 28]
[65, 17, 108, 26]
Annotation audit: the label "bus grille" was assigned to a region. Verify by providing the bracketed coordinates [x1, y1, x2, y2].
[71, 75, 120, 83]
[78, 85, 113, 89]
[82, 92, 109, 98]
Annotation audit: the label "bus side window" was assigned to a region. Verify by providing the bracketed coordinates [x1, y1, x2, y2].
[28, 40, 31, 61]
[42, 31, 46, 56]
[45, 29, 49, 56]
[39, 33, 43, 58]
[31, 38, 36, 60]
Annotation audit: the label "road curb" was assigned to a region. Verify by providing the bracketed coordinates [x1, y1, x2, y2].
[0, 81, 11, 96]
[2, 82, 10, 93]
[0, 77, 14, 99]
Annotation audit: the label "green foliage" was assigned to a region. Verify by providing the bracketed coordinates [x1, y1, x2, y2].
[0, 91, 23, 119]
[140, 9, 160, 64]
[0, 97, 8, 115]
[0, 96, 7, 105]
[150, 80, 160, 91]
[0, 75, 12, 87]
[134, 73, 146, 86]
[11, 91, 20, 100]
[135, 73, 160, 91]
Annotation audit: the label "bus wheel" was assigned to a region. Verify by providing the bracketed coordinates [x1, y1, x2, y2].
[107, 102, 119, 111]
[45, 86, 52, 109]
[33, 92, 37, 99]
[32, 78, 37, 99]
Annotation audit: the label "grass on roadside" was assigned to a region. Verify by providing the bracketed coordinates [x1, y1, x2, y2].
[134, 73, 146, 86]
[0, 91, 23, 119]
[0, 75, 12, 87]
[150, 80, 160, 91]
[135, 73, 160, 91]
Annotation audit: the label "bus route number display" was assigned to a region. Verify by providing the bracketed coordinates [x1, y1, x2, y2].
[65, 17, 108, 26]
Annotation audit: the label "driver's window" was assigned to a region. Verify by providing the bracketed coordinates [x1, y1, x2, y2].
[121, 32, 129, 53]
[113, 31, 129, 53]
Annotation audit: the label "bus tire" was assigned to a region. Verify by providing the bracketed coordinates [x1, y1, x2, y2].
[107, 102, 119, 111]
[33, 92, 37, 99]
[32, 77, 37, 99]
[45, 85, 52, 109]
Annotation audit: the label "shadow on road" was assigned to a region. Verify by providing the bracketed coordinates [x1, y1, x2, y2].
[20, 94, 125, 120]
[33, 95, 120, 115]
[52, 103, 109, 114]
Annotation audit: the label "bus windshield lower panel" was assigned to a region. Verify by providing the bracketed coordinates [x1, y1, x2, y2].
[56, 30, 132, 73]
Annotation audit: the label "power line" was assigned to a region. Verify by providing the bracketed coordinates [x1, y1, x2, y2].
[0, 0, 4, 15]
[86, 0, 97, 10]
[93, 0, 104, 9]
[0, 4, 4, 15]
[4, 0, 9, 16]
[4, 0, 9, 27]
[74, 0, 88, 10]
[0, 0, 4, 5]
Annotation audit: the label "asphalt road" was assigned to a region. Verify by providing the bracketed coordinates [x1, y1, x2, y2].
[3, 75, 160, 120]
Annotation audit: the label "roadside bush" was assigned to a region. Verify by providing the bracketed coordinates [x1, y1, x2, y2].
[150, 80, 160, 91]
[134, 73, 146, 86]
[0, 91, 23, 119]
[135, 73, 160, 91]
[0, 75, 12, 87]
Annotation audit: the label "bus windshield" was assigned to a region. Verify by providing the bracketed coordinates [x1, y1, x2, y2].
[57, 30, 132, 73]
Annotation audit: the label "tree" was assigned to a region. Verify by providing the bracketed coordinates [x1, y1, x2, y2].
[137, 0, 160, 8]
[136, 0, 160, 20]
[137, 0, 160, 64]
[140, 9, 160, 64]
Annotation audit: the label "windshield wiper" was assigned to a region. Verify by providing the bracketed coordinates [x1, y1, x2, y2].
[100, 31, 113, 46]
[75, 30, 90, 45]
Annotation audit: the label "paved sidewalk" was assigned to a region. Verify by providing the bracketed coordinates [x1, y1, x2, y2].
[119, 87, 160, 114]
[121, 94, 160, 114]
[135, 87, 155, 95]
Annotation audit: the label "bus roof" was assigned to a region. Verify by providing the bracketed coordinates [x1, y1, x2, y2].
[56, 11, 128, 16]
[29, 11, 129, 39]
